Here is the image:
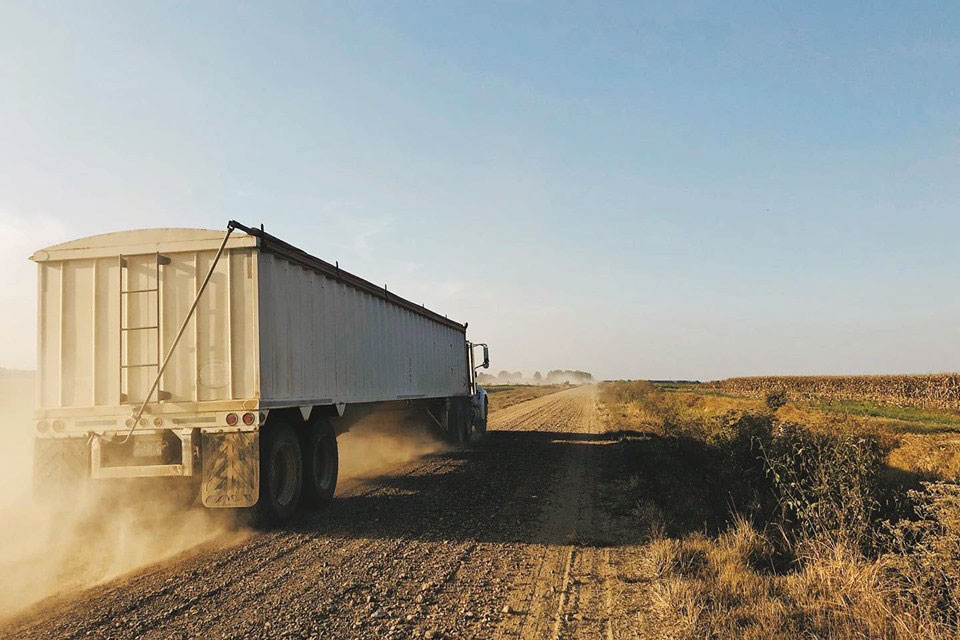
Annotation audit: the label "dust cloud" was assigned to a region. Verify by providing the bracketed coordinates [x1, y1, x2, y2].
[0, 374, 445, 621]
[335, 406, 447, 480]
[0, 372, 247, 621]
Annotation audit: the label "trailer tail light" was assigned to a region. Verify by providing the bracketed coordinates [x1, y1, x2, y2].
[36, 420, 49, 433]
[225, 413, 239, 426]
[242, 412, 255, 426]
[153, 417, 163, 427]
[126, 418, 135, 428]
[52, 420, 64, 432]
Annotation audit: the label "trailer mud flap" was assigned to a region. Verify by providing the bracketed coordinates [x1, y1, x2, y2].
[34, 438, 89, 500]
[201, 431, 259, 508]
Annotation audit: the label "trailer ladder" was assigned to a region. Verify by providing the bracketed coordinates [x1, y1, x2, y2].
[119, 252, 172, 404]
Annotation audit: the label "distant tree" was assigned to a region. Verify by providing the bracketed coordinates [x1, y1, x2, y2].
[476, 372, 496, 386]
[533, 371, 543, 384]
[495, 370, 524, 384]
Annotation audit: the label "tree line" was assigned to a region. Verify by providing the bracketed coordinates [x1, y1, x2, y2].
[477, 369, 594, 386]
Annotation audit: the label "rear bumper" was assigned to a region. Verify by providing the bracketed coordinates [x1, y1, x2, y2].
[31, 406, 263, 436]
[90, 429, 196, 478]
[34, 427, 261, 509]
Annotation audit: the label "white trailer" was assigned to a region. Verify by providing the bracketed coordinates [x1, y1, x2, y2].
[31, 221, 489, 523]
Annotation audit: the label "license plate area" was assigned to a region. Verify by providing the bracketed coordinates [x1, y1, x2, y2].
[133, 436, 164, 458]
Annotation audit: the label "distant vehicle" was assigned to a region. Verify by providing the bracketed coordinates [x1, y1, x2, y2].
[30, 221, 490, 523]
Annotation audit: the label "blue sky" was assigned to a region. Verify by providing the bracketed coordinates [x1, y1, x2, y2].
[1, 1, 957, 379]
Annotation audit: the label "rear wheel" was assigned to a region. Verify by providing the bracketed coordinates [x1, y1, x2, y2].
[253, 421, 303, 525]
[470, 395, 488, 444]
[302, 419, 338, 509]
[446, 398, 470, 445]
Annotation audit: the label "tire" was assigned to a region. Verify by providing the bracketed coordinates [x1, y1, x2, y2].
[302, 419, 339, 509]
[470, 396, 488, 444]
[252, 421, 303, 525]
[447, 398, 470, 446]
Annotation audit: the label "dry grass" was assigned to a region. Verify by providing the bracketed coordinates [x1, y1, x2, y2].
[606, 380, 960, 483]
[599, 380, 763, 436]
[888, 434, 960, 481]
[601, 380, 960, 640]
[634, 507, 960, 640]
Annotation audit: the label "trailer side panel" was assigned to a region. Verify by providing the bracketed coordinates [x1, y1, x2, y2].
[257, 251, 469, 408]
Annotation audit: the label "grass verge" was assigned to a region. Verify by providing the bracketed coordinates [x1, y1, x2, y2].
[599, 380, 960, 639]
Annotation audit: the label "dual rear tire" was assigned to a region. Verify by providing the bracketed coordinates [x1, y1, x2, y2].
[252, 417, 338, 526]
[303, 421, 338, 508]
[446, 397, 470, 445]
[446, 396, 486, 445]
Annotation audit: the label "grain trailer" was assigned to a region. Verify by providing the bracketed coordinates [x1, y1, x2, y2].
[31, 221, 490, 522]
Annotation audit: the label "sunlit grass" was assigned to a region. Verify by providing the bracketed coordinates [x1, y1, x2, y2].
[806, 398, 960, 433]
[599, 380, 960, 639]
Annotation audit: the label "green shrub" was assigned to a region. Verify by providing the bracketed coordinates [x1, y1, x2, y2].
[764, 423, 884, 549]
[709, 411, 774, 499]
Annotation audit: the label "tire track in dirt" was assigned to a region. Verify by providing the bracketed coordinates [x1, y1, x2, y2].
[179, 458, 474, 639]
[166, 457, 467, 638]
[491, 386, 628, 640]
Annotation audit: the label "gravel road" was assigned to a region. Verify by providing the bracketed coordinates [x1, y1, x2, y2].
[2, 385, 649, 640]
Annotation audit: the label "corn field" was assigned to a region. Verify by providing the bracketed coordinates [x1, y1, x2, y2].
[709, 374, 960, 411]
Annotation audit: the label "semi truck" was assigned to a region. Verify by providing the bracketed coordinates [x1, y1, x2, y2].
[30, 221, 490, 523]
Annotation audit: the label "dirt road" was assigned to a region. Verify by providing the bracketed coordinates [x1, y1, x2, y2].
[2, 386, 648, 639]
